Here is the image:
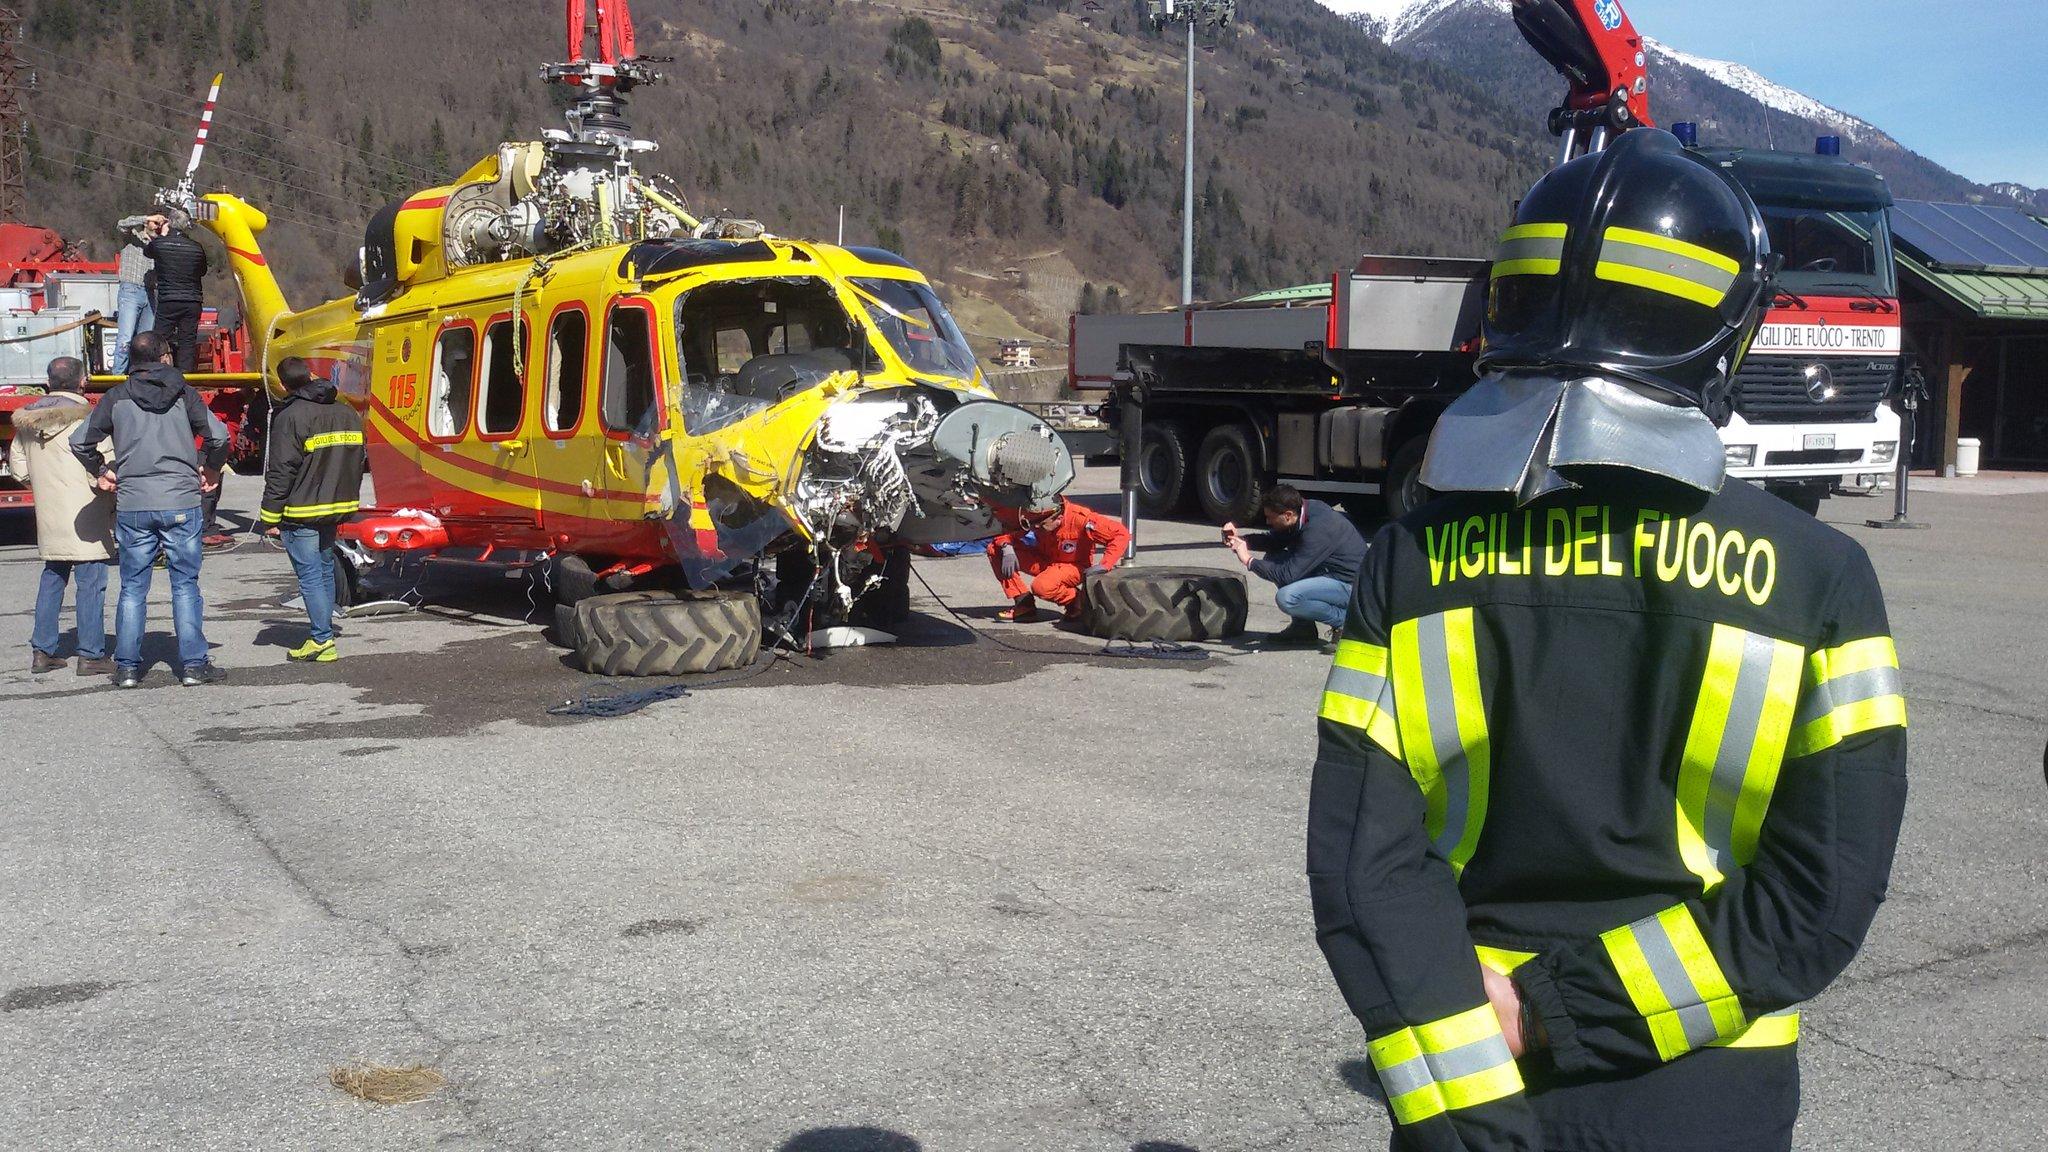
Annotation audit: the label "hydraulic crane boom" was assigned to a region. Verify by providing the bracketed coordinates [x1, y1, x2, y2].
[1511, 0, 1653, 162]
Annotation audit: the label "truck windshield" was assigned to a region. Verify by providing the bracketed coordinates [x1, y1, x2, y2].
[1760, 205, 1895, 298]
[850, 278, 979, 383]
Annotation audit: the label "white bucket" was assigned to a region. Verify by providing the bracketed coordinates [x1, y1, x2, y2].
[1956, 437, 1982, 477]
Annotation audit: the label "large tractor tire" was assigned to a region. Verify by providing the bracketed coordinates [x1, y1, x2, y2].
[1195, 423, 1266, 526]
[1082, 567, 1248, 642]
[573, 591, 762, 676]
[552, 589, 673, 651]
[1134, 420, 1194, 517]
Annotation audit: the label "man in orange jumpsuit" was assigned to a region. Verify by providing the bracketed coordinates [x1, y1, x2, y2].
[987, 497, 1130, 622]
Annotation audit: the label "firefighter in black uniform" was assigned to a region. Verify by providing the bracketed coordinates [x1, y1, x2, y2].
[1307, 129, 1907, 1152]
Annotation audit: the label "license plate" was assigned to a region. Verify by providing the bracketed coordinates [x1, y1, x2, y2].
[1803, 434, 1836, 451]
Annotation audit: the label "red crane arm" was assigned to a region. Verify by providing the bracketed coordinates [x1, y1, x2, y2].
[565, 0, 637, 68]
[1512, 0, 1654, 131]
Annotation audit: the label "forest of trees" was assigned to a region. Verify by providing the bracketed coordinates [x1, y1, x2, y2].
[14, 0, 1572, 337]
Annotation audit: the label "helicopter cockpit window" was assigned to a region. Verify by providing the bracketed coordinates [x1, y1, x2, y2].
[603, 304, 659, 436]
[674, 278, 870, 436]
[428, 324, 475, 440]
[478, 317, 525, 437]
[850, 277, 978, 383]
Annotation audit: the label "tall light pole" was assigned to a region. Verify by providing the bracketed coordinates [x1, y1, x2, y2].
[1147, 0, 1234, 308]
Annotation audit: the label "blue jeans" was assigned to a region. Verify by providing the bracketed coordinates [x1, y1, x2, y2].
[114, 283, 154, 374]
[281, 523, 338, 643]
[1275, 576, 1352, 629]
[32, 560, 111, 659]
[115, 507, 210, 670]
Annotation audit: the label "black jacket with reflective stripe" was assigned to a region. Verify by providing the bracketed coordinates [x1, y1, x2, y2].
[260, 380, 366, 526]
[1308, 474, 1907, 1151]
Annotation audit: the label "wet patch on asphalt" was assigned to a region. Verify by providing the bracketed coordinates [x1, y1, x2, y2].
[182, 604, 1212, 743]
[621, 918, 704, 939]
[2, 981, 119, 1012]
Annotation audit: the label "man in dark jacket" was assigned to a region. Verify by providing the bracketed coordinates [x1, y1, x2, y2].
[1307, 131, 1905, 1152]
[71, 330, 229, 687]
[1223, 485, 1368, 647]
[144, 213, 208, 372]
[259, 357, 365, 663]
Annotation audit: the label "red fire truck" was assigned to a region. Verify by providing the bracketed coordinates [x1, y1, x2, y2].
[0, 221, 262, 510]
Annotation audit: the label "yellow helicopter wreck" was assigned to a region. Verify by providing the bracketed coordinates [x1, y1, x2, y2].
[192, 29, 1073, 671]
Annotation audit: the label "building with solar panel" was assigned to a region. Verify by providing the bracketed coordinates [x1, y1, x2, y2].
[1894, 201, 2048, 472]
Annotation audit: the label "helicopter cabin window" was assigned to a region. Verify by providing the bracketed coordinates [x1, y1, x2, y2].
[674, 278, 869, 436]
[544, 308, 588, 433]
[602, 304, 658, 436]
[427, 324, 475, 439]
[477, 317, 525, 437]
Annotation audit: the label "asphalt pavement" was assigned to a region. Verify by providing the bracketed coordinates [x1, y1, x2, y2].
[1, 467, 2042, 1151]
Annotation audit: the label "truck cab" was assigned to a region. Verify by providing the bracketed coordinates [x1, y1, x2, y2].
[1699, 147, 1904, 512]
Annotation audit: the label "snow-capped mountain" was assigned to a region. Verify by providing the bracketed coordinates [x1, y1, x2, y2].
[1643, 40, 1873, 143]
[1314, 0, 1991, 203]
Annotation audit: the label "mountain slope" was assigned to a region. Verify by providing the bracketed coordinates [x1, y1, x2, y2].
[18, 0, 1558, 345]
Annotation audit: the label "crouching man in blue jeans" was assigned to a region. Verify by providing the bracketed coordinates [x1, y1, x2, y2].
[70, 331, 229, 687]
[259, 358, 366, 663]
[1222, 485, 1368, 651]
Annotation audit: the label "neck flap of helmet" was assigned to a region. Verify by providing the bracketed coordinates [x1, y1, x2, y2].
[1419, 369, 1727, 505]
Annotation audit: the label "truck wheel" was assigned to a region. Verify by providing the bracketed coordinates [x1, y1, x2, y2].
[1383, 437, 1433, 520]
[1135, 421, 1193, 516]
[1082, 567, 1247, 642]
[573, 590, 762, 676]
[1195, 423, 1266, 525]
[1766, 483, 1825, 516]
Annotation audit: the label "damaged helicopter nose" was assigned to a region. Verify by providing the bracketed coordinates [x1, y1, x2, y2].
[793, 390, 1076, 547]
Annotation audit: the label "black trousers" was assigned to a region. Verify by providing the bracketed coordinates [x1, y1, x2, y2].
[153, 299, 203, 371]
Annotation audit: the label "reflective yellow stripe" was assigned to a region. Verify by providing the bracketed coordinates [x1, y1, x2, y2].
[1594, 260, 1729, 308]
[302, 430, 365, 452]
[1604, 225, 1741, 275]
[1320, 639, 1403, 760]
[1368, 1004, 1524, 1126]
[1502, 222, 1569, 241]
[1716, 1009, 1799, 1048]
[1787, 635, 1906, 758]
[259, 508, 282, 524]
[1490, 258, 1561, 278]
[281, 500, 361, 518]
[1390, 609, 1493, 877]
[1601, 904, 1746, 1061]
[1675, 625, 1803, 893]
[1474, 945, 1538, 975]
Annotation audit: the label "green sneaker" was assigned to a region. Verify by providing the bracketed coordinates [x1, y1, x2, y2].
[287, 638, 337, 663]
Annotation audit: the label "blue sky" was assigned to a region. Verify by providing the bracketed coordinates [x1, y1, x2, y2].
[1604, 0, 2048, 188]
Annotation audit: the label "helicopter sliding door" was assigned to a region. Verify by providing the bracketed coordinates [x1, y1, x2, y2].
[467, 311, 542, 529]
[537, 297, 666, 556]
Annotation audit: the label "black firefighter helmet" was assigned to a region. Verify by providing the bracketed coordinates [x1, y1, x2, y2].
[1481, 129, 1775, 425]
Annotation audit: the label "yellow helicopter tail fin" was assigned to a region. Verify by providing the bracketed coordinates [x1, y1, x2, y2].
[197, 193, 292, 369]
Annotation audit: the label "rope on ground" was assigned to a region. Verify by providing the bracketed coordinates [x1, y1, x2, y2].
[546, 648, 787, 719]
[909, 564, 1209, 663]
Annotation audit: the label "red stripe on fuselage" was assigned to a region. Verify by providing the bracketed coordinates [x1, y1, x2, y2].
[365, 393, 647, 504]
